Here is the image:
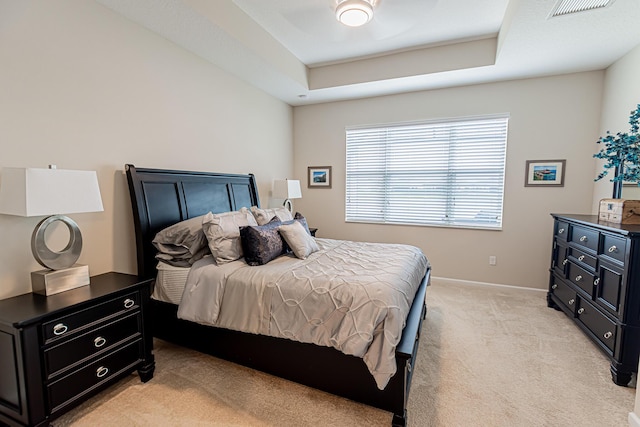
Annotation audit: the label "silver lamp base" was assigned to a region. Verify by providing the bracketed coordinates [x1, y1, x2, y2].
[31, 264, 90, 296]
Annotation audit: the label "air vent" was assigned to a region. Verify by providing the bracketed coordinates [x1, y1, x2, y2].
[551, 0, 615, 17]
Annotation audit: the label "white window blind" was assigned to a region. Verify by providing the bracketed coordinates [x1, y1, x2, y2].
[345, 114, 508, 229]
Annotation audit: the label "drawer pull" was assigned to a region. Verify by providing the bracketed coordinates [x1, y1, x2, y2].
[558, 228, 565, 234]
[124, 298, 135, 309]
[608, 245, 618, 253]
[53, 323, 68, 336]
[594, 278, 600, 286]
[575, 275, 582, 282]
[578, 255, 585, 262]
[96, 366, 109, 378]
[580, 236, 588, 242]
[604, 331, 613, 339]
[568, 298, 575, 305]
[551, 284, 558, 290]
[94, 336, 107, 348]
[562, 259, 568, 266]
[578, 308, 585, 314]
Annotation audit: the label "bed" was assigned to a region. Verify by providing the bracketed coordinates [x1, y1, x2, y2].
[125, 164, 430, 426]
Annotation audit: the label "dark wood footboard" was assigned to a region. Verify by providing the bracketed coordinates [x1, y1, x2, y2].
[148, 270, 429, 425]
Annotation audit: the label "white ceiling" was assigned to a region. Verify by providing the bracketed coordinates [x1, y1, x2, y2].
[232, 0, 509, 66]
[96, 0, 640, 106]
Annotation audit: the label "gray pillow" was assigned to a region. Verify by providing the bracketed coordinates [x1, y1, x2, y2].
[152, 215, 208, 257]
[250, 206, 293, 226]
[278, 220, 319, 260]
[155, 245, 209, 267]
[203, 208, 258, 264]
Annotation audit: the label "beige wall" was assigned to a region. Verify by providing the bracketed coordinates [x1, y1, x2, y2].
[0, 1, 293, 299]
[593, 43, 640, 209]
[293, 72, 604, 289]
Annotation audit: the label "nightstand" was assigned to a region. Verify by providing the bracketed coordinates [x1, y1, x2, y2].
[0, 272, 154, 427]
[309, 227, 318, 237]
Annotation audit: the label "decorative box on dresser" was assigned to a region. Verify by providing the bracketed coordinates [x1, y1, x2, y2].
[0, 272, 155, 427]
[548, 214, 640, 386]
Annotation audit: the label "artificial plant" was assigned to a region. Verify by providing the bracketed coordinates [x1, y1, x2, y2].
[594, 104, 640, 197]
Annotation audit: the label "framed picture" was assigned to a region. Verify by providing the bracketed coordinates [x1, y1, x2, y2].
[525, 159, 566, 187]
[308, 166, 332, 188]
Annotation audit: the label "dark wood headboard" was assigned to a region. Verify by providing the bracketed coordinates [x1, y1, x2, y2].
[125, 164, 260, 279]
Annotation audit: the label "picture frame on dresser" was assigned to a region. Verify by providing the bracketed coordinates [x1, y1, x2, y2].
[525, 159, 566, 187]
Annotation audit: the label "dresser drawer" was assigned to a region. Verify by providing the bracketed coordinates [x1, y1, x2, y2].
[568, 246, 597, 270]
[47, 339, 143, 414]
[567, 262, 595, 296]
[601, 234, 626, 264]
[555, 220, 569, 241]
[577, 299, 617, 353]
[44, 312, 142, 378]
[42, 291, 139, 343]
[550, 278, 576, 313]
[570, 225, 599, 252]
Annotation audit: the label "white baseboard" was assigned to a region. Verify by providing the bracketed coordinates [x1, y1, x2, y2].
[431, 276, 546, 293]
[629, 411, 640, 427]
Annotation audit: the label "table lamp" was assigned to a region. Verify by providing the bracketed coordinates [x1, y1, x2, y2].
[273, 179, 302, 212]
[0, 166, 103, 295]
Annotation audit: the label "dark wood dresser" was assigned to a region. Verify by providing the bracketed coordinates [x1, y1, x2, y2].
[0, 272, 154, 427]
[548, 214, 640, 385]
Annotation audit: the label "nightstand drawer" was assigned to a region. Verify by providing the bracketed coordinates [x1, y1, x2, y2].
[44, 312, 142, 378]
[47, 339, 143, 413]
[42, 291, 139, 343]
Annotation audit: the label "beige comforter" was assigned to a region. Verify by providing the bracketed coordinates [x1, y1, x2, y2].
[177, 238, 428, 390]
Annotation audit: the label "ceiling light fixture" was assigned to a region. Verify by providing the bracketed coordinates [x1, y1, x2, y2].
[336, 0, 374, 27]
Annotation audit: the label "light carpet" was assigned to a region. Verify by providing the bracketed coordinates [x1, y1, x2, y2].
[53, 281, 636, 426]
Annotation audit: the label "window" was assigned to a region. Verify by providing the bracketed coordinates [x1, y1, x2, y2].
[345, 114, 508, 229]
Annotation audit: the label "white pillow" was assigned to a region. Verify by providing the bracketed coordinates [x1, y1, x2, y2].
[202, 208, 258, 264]
[278, 221, 319, 260]
[250, 206, 293, 226]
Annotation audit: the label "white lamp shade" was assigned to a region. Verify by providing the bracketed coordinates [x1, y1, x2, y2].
[0, 167, 104, 217]
[273, 179, 302, 200]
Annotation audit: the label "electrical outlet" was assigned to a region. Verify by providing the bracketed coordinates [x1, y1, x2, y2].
[489, 256, 497, 266]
